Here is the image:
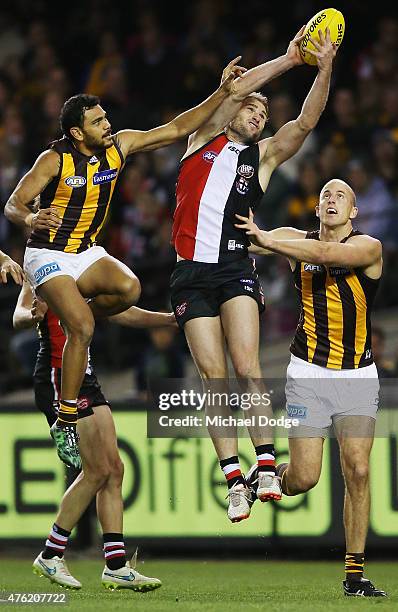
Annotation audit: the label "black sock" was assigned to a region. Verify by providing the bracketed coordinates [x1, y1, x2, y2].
[345, 552, 364, 582]
[42, 523, 71, 559]
[103, 533, 127, 570]
[255, 444, 276, 474]
[220, 456, 245, 489]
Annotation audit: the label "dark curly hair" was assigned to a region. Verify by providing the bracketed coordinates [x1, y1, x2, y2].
[59, 94, 100, 138]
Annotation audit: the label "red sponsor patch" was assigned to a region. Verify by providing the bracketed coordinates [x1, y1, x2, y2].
[176, 302, 188, 317]
[77, 396, 90, 411]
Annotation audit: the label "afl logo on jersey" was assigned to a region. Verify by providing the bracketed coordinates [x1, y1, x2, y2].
[65, 175, 86, 188]
[237, 164, 254, 179]
[304, 263, 323, 273]
[202, 150, 218, 163]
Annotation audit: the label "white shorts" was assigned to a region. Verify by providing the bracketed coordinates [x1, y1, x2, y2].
[24, 246, 108, 289]
[285, 354, 379, 437]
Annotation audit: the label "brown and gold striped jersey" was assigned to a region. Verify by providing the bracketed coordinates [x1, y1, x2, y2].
[290, 230, 380, 370]
[28, 136, 124, 253]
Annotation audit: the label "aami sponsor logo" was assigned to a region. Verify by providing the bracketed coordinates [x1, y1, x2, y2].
[304, 263, 323, 273]
[93, 168, 118, 185]
[34, 262, 61, 283]
[287, 404, 307, 419]
[65, 176, 86, 188]
[202, 150, 218, 163]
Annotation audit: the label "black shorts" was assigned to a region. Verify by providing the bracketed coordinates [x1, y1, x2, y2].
[33, 358, 109, 427]
[170, 257, 265, 328]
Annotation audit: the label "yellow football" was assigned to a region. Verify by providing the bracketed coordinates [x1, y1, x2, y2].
[300, 8, 345, 66]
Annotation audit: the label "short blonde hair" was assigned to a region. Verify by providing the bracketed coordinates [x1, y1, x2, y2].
[243, 92, 269, 118]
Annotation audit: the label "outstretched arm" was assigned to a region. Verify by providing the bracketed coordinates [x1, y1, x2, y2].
[115, 57, 244, 157]
[186, 27, 306, 152]
[236, 212, 382, 268]
[262, 28, 337, 169]
[109, 307, 176, 328]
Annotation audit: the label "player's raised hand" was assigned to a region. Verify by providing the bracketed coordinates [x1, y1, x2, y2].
[286, 25, 307, 66]
[235, 209, 268, 248]
[31, 295, 48, 323]
[220, 56, 248, 93]
[31, 207, 62, 231]
[306, 27, 337, 71]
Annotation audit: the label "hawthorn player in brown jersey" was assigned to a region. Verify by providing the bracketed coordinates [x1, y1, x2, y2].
[4, 58, 242, 467]
[236, 179, 386, 597]
[13, 281, 175, 590]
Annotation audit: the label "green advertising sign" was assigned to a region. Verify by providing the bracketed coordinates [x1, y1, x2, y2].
[0, 412, 397, 541]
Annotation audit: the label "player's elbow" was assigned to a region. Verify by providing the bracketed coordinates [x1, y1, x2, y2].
[170, 119, 188, 140]
[297, 114, 316, 133]
[4, 201, 13, 220]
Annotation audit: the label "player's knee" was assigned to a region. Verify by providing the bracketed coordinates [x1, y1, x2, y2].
[66, 316, 94, 347]
[109, 458, 124, 487]
[200, 365, 227, 379]
[119, 274, 141, 306]
[85, 463, 111, 490]
[290, 471, 319, 493]
[232, 356, 261, 379]
[344, 459, 369, 484]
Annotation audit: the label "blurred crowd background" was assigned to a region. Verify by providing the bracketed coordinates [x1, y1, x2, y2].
[1, 0, 398, 395]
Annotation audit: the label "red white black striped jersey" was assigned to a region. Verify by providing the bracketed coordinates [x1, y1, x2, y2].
[37, 309, 91, 372]
[172, 133, 263, 263]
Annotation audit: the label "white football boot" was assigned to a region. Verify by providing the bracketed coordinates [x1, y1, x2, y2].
[33, 552, 81, 589]
[102, 557, 162, 592]
[226, 481, 253, 523]
[256, 471, 282, 502]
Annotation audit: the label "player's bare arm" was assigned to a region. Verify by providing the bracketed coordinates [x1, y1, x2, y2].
[259, 28, 336, 178]
[4, 150, 61, 230]
[13, 281, 48, 329]
[238, 212, 382, 273]
[0, 250, 25, 285]
[114, 58, 243, 157]
[186, 27, 306, 154]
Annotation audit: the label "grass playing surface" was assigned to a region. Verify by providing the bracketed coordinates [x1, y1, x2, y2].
[0, 559, 396, 610]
